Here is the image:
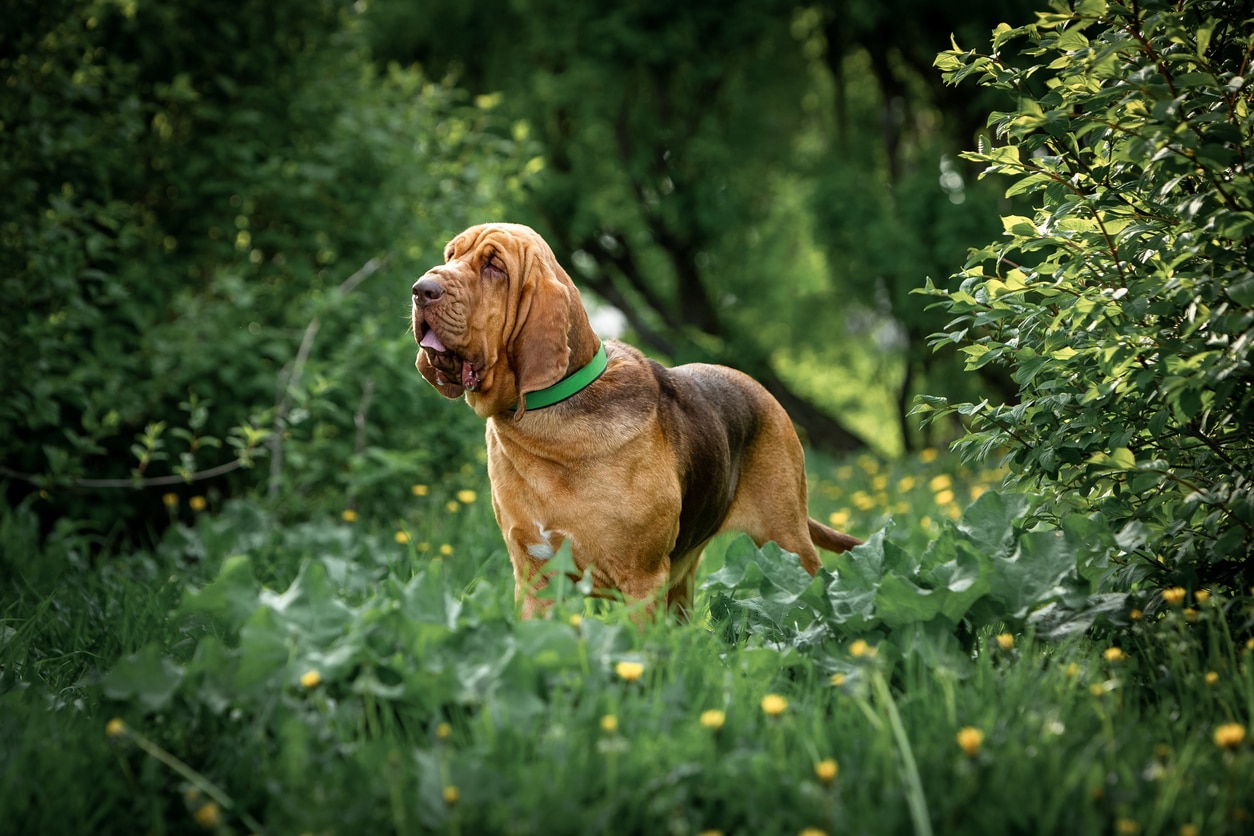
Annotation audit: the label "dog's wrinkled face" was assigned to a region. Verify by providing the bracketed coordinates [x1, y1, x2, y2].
[412, 223, 578, 418]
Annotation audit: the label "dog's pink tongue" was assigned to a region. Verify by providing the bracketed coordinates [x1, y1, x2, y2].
[420, 330, 447, 352]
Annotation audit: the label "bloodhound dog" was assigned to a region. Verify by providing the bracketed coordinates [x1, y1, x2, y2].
[412, 222, 862, 619]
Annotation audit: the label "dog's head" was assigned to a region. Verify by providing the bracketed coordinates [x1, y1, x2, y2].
[412, 223, 596, 418]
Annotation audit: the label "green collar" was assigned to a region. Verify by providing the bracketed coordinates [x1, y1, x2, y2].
[523, 342, 608, 410]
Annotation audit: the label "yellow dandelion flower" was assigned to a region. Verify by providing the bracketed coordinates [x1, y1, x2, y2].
[1180, 824, 1198, 836]
[568, 613, 582, 627]
[1214, 723, 1246, 749]
[836, 465, 853, 481]
[445, 500, 460, 513]
[1183, 608, 1198, 622]
[1195, 589, 1210, 605]
[829, 673, 847, 687]
[849, 639, 876, 658]
[600, 714, 619, 734]
[894, 501, 910, 514]
[761, 694, 788, 717]
[919, 448, 939, 463]
[615, 661, 645, 682]
[417, 541, 430, 552]
[934, 489, 955, 506]
[946, 503, 961, 519]
[1103, 647, 1126, 662]
[1162, 587, 1186, 606]
[411, 484, 429, 496]
[439, 544, 453, 556]
[189, 496, 207, 512]
[1090, 683, 1106, 697]
[436, 722, 452, 740]
[443, 785, 460, 806]
[698, 831, 724, 836]
[956, 726, 984, 756]
[814, 759, 838, 783]
[1115, 818, 1138, 834]
[395, 531, 410, 544]
[193, 802, 220, 829]
[341, 509, 358, 523]
[857, 454, 878, 474]
[300, 669, 321, 688]
[996, 633, 1015, 651]
[920, 515, 933, 529]
[970, 485, 986, 501]
[456, 489, 477, 504]
[1205, 671, 1219, 685]
[851, 491, 875, 511]
[871, 474, 889, 491]
[828, 509, 850, 528]
[162, 492, 179, 508]
[1065, 662, 1080, 678]
[928, 474, 952, 492]
[700, 709, 726, 730]
[105, 718, 127, 738]
[800, 828, 828, 836]
[897, 476, 916, 492]
[1130, 608, 1143, 620]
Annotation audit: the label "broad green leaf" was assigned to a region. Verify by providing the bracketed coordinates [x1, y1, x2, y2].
[260, 558, 355, 646]
[987, 529, 1078, 617]
[1001, 214, 1037, 236]
[102, 643, 185, 711]
[514, 619, 583, 670]
[236, 607, 290, 692]
[956, 491, 1031, 558]
[177, 553, 260, 633]
[921, 535, 995, 624]
[893, 620, 972, 674]
[876, 572, 942, 628]
[1027, 593, 1130, 640]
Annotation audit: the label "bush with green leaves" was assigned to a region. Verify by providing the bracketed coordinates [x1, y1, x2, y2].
[1, 0, 528, 538]
[922, 0, 1254, 595]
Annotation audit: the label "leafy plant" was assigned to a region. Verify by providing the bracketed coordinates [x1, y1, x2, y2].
[921, 0, 1254, 595]
[706, 490, 1128, 673]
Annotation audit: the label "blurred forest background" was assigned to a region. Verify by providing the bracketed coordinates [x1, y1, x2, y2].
[1, 0, 1039, 545]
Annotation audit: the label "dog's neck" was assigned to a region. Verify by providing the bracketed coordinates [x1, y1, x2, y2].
[564, 304, 599, 376]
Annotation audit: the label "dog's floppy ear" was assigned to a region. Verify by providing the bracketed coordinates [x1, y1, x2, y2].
[511, 249, 573, 418]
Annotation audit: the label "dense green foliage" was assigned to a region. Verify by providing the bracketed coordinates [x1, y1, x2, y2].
[0, 0, 523, 538]
[923, 0, 1254, 594]
[4, 1, 1253, 834]
[4, 453, 1251, 835]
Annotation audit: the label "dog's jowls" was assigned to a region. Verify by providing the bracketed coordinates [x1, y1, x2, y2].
[413, 222, 862, 620]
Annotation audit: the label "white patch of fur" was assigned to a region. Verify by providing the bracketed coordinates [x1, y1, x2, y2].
[527, 521, 560, 561]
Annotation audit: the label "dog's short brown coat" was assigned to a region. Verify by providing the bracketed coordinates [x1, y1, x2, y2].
[413, 223, 861, 618]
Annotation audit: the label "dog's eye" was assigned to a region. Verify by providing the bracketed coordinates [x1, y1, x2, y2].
[482, 254, 507, 280]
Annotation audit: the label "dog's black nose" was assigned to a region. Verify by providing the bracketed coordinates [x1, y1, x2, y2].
[412, 276, 445, 305]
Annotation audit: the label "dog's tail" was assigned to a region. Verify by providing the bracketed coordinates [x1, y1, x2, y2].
[808, 518, 864, 554]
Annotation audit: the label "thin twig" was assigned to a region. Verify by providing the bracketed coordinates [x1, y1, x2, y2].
[268, 254, 390, 497]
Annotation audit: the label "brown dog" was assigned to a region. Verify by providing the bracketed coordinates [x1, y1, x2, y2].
[412, 222, 862, 619]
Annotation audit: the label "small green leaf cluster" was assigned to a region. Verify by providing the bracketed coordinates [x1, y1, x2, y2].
[923, 0, 1254, 594]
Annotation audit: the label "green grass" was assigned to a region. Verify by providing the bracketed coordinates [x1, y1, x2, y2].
[1, 451, 1251, 836]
